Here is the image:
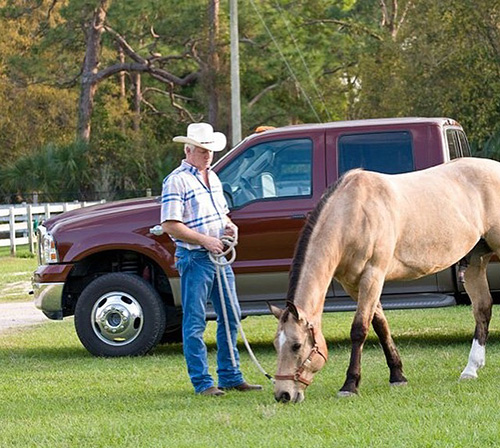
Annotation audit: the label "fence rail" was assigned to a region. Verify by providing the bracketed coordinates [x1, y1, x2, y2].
[0, 201, 105, 256]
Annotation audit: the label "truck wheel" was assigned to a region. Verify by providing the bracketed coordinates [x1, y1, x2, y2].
[74, 273, 166, 357]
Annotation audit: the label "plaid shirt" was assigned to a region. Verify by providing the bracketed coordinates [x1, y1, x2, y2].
[161, 160, 229, 250]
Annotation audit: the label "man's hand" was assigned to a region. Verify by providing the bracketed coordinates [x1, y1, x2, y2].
[163, 221, 225, 253]
[202, 235, 225, 253]
[224, 222, 238, 240]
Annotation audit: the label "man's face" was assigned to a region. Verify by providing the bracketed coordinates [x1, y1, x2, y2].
[186, 146, 214, 171]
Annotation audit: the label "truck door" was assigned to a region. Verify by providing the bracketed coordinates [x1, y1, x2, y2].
[216, 131, 329, 310]
[324, 129, 442, 306]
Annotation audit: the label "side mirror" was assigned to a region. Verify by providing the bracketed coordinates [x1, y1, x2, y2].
[149, 225, 164, 236]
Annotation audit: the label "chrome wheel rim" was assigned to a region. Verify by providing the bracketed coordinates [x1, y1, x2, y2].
[91, 292, 144, 346]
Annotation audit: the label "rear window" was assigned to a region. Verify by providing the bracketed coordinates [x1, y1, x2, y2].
[446, 129, 471, 159]
[447, 130, 461, 159]
[338, 131, 414, 175]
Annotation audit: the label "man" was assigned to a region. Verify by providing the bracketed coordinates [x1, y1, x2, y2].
[161, 123, 262, 396]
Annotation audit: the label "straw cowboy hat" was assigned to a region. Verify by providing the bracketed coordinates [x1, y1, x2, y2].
[173, 123, 227, 152]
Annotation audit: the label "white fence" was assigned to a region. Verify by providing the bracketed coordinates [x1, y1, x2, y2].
[0, 201, 104, 256]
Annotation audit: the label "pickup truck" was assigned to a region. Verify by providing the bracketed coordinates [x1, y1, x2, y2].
[32, 117, 487, 357]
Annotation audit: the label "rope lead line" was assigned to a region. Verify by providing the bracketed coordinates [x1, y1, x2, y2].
[209, 236, 274, 383]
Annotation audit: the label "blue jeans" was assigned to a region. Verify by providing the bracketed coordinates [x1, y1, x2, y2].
[175, 247, 245, 393]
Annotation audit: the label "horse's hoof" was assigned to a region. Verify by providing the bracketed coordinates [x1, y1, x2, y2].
[390, 381, 408, 387]
[459, 372, 477, 381]
[337, 390, 357, 398]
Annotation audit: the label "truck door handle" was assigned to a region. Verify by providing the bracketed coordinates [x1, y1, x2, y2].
[290, 214, 307, 219]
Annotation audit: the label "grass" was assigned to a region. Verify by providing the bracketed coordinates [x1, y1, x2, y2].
[1, 306, 500, 447]
[0, 246, 37, 303]
[2, 251, 499, 445]
[0, 245, 36, 258]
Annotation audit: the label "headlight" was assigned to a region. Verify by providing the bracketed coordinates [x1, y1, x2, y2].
[37, 225, 59, 265]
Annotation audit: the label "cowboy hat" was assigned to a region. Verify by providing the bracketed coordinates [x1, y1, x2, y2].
[173, 123, 227, 152]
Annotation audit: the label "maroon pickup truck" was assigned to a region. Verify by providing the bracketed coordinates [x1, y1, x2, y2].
[33, 117, 485, 357]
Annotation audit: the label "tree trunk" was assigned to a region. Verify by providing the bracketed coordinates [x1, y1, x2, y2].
[118, 45, 126, 98]
[379, 0, 411, 40]
[118, 45, 126, 132]
[133, 72, 141, 132]
[77, 0, 109, 142]
[207, 0, 220, 127]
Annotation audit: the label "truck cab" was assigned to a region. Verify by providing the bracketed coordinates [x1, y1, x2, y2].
[212, 118, 471, 314]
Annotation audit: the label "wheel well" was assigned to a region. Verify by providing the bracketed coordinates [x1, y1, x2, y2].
[62, 250, 174, 317]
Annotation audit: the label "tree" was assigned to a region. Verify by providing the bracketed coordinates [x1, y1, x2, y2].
[2, 0, 500, 201]
[77, 0, 200, 142]
[354, 0, 500, 149]
[0, 1, 77, 162]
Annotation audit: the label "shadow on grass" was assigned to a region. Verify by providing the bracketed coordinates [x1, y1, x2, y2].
[186, 329, 500, 353]
[161, 329, 500, 359]
[356, 329, 500, 349]
[0, 345, 93, 361]
[3, 328, 500, 362]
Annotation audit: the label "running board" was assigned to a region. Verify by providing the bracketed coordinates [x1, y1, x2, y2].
[225, 293, 457, 319]
[323, 293, 457, 312]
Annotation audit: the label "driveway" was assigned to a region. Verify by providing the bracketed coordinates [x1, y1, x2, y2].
[0, 301, 48, 334]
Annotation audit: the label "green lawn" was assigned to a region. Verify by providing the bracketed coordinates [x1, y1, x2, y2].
[1, 306, 500, 447]
[0, 247, 37, 303]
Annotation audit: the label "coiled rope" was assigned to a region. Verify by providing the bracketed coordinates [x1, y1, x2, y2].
[209, 235, 274, 383]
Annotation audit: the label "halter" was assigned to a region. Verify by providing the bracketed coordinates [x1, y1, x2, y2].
[274, 323, 328, 386]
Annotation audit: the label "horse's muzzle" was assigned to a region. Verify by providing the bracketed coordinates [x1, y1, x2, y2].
[275, 390, 305, 403]
[275, 391, 291, 403]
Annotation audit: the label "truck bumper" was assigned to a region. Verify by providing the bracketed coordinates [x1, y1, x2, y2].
[32, 263, 74, 320]
[33, 282, 65, 320]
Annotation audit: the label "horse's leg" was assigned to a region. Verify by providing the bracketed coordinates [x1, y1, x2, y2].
[460, 253, 493, 380]
[372, 302, 407, 386]
[338, 269, 385, 396]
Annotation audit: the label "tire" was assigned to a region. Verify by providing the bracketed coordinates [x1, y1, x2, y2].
[74, 273, 166, 357]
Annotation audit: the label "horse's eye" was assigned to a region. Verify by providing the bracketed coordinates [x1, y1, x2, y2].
[291, 343, 302, 352]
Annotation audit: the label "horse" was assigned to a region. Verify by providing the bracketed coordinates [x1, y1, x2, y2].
[270, 157, 500, 403]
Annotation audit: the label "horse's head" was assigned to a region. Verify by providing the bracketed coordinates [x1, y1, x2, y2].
[269, 301, 328, 403]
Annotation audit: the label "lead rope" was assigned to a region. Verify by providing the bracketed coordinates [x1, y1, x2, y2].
[209, 235, 274, 383]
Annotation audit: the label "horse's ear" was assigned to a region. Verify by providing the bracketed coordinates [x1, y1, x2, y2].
[286, 301, 300, 320]
[286, 301, 307, 322]
[268, 302, 284, 319]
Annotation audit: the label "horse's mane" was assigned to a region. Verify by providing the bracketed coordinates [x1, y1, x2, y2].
[287, 172, 353, 302]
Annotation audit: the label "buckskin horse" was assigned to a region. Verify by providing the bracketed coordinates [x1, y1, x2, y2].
[270, 157, 500, 403]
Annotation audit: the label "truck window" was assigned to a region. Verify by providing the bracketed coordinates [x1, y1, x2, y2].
[458, 131, 472, 157]
[338, 131, 414, 175]
[446, 129, 461, 159]
[446, 129, 471, 158]
[218, 138, 313, 209]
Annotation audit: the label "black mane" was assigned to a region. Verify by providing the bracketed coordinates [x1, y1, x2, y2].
[286, 175, 347, 303]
